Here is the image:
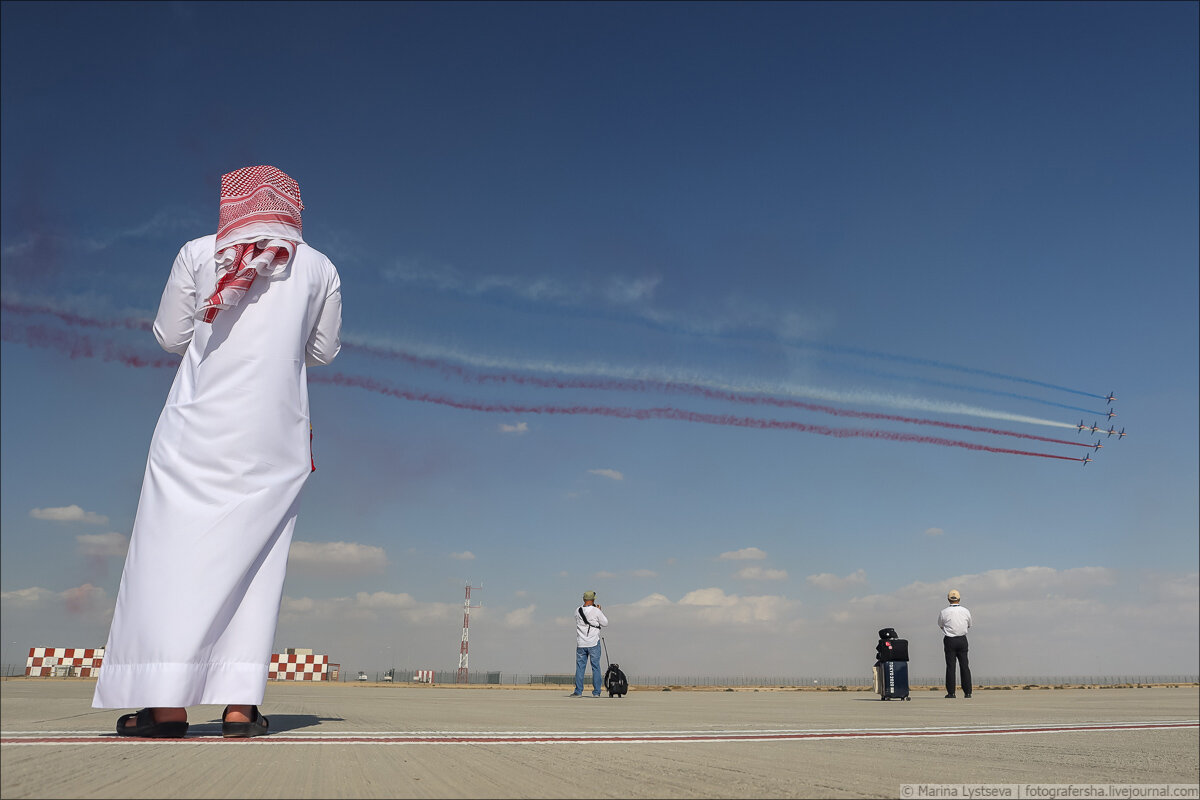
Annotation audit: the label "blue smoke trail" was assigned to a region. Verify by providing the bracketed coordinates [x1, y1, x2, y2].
[816, 360, 1105, 416]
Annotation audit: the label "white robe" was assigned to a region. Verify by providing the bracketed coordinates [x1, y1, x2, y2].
[93, 234, 341, 708]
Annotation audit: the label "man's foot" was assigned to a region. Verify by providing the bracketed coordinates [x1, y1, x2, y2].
[964, 693, 972, 698]
[222, 705, 269, 738]
[945, 693, 956, 698]
[568, 692, 583, 697]
[116, 708, 188, 738]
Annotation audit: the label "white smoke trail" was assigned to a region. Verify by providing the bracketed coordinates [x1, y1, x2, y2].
[342, 333, 1078, 430]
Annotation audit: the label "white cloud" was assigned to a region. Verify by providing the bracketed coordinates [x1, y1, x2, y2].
[588, 469, 624, 481]
[628, 593, 672, 610]
[718, 547, 767, 561]
[281, 596, 317, 614]
[630, 569, 658, 579]
[279, 591, 460, 625]
[604, 276, 661, 304]
[450, 551, 476, 560]
[0, 584, 112, 618]
[76, 532, 128, 557]
[736, 566, 789, 581]
[380, 259, 830, 341]
[0, 587, 55, 608]
[676, 588, 791, 624]
[594, 570, 618, 579]
[355, 590, 421, 610]
[1146, 572, 1199, 603]
[806, 569, 867, 591]
[29, 504, 108, 525]
[615, 587, 799, 627]
[925, 527, 944, 537]
[289, 541, 387, 574]
[504, 605, 536, 628]
[498, 422, 528, 435]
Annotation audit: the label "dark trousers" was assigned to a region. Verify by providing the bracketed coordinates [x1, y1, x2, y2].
[944, 635, 971, 695]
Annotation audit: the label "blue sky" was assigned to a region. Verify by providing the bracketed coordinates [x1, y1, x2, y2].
[2, 1, 1197, 680]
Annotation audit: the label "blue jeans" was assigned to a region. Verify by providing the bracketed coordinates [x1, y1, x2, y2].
[575, 644, 601, 696]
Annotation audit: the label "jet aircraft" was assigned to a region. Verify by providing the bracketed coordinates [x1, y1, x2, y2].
[1106, 408, 1116, 419]
[1116, 427, 1127, 439]
[1077, 420, 1089, 433]
[1089, 421, 1102, 434]
[1090, 440, 1103, 451]
[1081, 453, 1094, 465]
[1106, 392, 1116, 405]
[1106, 425, 1117, 438]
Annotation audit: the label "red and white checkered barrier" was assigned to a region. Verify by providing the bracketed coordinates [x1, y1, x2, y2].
[413, 670, 435, 683]
[25, 647, 104, 677]
[269, 652, 330, 681]
[22, 647, 335, 681]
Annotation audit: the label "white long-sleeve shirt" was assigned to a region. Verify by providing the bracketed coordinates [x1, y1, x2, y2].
[576, 604, 608, 647]
[938, 604, 972, 637]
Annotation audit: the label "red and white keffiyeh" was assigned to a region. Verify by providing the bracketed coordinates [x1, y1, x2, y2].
[196, 165, 305, 323]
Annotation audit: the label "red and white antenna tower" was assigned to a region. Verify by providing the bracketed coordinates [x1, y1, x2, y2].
[457, 584, 481, 684]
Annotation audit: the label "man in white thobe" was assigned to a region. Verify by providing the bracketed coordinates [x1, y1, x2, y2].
[93, 166, 342, 738]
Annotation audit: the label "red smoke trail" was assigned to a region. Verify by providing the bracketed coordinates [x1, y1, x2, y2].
[1, 312, 1085, 461]
[1, 321, 179, 369]
[1, 299, 152, 332]
[3, 300, 1088, 447]
[342, 339, 1091, 448]
[311, 371, 1082, 462]
[2, 321, 1081, 460]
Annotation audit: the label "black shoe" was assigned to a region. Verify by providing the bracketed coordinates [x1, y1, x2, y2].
[964, 693, 972, 698]
[116, 708, 188, 739]
[945, 693, 956, 698]
[222, 705, 269, 738]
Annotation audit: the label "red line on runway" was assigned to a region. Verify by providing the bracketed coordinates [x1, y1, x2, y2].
[2, 721, 1195, 745]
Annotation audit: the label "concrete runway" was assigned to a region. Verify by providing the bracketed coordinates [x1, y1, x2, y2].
[2, 680, 1197, 799]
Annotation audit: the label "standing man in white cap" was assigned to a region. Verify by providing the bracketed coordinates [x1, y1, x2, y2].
[938, 589, 972, 698]
[572, 590, 608, 697]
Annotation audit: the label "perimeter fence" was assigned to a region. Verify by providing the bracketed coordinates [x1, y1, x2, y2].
[291, 668, 1200, 687]
[2, 662, 1195, 688]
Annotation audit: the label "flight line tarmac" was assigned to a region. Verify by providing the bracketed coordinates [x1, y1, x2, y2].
[1, 680, 1196, 799]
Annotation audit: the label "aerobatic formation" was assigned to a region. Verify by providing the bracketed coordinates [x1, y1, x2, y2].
[2, 298, 1127, 465]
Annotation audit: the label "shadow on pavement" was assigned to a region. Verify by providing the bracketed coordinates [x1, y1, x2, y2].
[188, 713, 342, 736]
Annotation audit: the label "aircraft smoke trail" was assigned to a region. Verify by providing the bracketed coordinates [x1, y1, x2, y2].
[342, 335, 1079, 431]
[0, 299, 1083, 432]
[342, 339, 1089, 447]
[1, 320, 178, 369]
[632, 310, 1103, 398]
[1, 322, 1082, 461]
[1, 298, 152, 332]
[813, 359, 1106, 417]
[785, 340, 1105, 400]
[312, 372, 1084, 462]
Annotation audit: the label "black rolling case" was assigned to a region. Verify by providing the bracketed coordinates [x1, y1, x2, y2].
[874, 627, 911, 700]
